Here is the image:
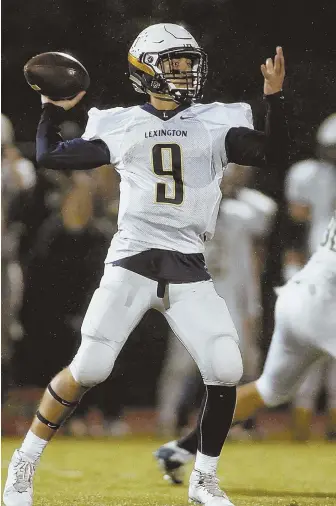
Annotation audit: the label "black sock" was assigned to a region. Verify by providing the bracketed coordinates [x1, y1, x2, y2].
[177, 427, 198, 454]
[177, 385, 237, 457]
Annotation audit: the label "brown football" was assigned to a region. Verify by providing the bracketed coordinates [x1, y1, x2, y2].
[23, 52, 90, 100]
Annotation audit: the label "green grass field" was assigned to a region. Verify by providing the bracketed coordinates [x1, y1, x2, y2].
[2, 437, 336, 506]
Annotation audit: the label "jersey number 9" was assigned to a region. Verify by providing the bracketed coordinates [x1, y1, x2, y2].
[152, 143, 184, 205]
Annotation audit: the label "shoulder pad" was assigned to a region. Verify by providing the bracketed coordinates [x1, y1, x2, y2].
[192, 101, 253, 128]
[82, 106, 136, 140]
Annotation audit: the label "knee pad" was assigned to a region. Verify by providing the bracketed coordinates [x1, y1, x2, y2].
[69, 335, 117, 388]
[204, 336, 243, 386]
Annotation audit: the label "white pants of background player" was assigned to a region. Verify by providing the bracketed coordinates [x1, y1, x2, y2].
[69, 265, 243, 391]
[256, 278, 336, 407]
[292, 357, 336, 412]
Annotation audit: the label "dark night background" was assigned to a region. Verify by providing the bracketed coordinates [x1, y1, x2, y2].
[2, 0, 336, 414]
[2, 0, 336, 157]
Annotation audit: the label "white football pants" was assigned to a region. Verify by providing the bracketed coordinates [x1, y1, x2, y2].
[292, 357, 336, 411]
[257, 278, 336, 407]
[156, 279, 260, 430]
[69, 265, 243, 388]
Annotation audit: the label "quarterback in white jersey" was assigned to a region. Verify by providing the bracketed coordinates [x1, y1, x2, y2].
[4, 23, 286, 506]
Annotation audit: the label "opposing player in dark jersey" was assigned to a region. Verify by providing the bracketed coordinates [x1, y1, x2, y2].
[4, 23, 286, 506]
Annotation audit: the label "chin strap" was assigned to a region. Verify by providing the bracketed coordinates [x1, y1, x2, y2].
[149, 91, 193, 106]
[149, 91, 175, 102]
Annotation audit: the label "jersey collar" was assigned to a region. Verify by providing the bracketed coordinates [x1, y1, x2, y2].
[141, 102, 191, 121]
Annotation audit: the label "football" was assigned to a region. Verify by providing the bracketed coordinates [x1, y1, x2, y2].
[23, 52, 90, 100]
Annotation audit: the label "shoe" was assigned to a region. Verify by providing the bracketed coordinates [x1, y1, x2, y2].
[188, 469, 235, 506]
[3, 449, 38, 506]
[153, 440, 194, 485]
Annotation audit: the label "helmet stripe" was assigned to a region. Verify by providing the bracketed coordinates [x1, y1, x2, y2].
[128, 53, 155, 76]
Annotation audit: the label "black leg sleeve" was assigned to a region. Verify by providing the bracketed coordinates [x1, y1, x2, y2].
[197, 385, 237, 457]
[177, 385, 237, 457]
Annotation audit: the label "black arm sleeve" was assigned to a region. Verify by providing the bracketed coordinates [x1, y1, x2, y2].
[225, 92, 288, 169]
[36, 103, 111, 170]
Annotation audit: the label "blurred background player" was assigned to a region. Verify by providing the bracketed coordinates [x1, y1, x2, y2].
[156, 207, 336, 484]
[1, 114, 36, 403]
[156, 163, 277, 438]
[283, 119, 336, 441]
[16, 172, 110, 387]
[154, 112, 336, 484]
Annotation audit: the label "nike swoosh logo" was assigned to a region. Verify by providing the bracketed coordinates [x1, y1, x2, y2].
[180, 116, 193, 120]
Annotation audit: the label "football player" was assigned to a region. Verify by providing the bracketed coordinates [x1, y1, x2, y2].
[283, 139, 336, 440]
[2, 114, 36, 404]
[3, 23, 286, 506]
[154, 113, 336, 486]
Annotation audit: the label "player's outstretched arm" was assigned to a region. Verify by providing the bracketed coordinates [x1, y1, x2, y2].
[226, 47, 288, 170]
[36, 92, 111, 171]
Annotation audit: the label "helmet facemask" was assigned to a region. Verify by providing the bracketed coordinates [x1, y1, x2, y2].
[129, 47, 208, 105]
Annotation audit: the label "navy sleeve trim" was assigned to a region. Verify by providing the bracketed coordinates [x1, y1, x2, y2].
[36, 103, 111, 170]
[225, 92, 288, 169]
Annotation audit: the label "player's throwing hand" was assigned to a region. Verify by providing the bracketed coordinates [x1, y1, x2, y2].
[41, 90, 86, 111]
[261, 46, 285, 95]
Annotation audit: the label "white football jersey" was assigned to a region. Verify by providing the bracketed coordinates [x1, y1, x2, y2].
[204, 196, 263, 321]
[237, 187, 277, 237]
[291, 211, 336, 283]
[82, 102, 253, 262]
[285, 159, 336, 254]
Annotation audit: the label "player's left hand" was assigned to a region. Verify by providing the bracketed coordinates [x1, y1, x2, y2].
[261, 46, 285, 95]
